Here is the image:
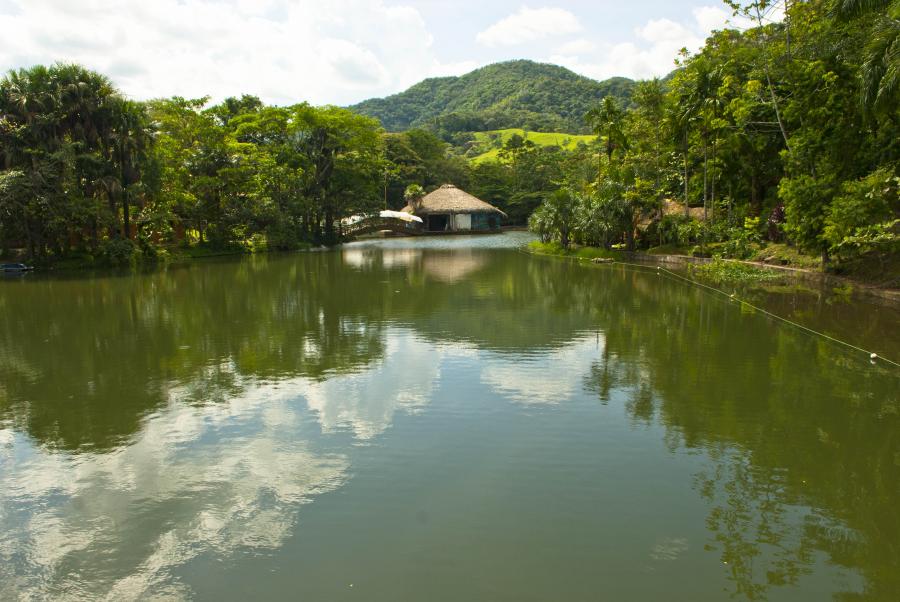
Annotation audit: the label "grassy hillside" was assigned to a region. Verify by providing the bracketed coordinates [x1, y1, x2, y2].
[468, 129, 596, 163]
[351, 60, 634, 134]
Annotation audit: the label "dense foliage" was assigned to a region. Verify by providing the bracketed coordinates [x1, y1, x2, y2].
[351, 60, 635, 135]
[2, 0, 897, 278]
[529, 0, 899, 277]
[0, 59, 585, 261]
[0, 68, 387, 261]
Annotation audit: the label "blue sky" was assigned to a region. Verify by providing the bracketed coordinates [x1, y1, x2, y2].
[0, 1, 754, 105]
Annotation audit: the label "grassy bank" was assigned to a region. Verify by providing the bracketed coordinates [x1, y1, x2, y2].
[527, 241, 782, 285]
[526, 241, 623, 261]
[7, 239, 314, 273]
[527, 239, 899, 299]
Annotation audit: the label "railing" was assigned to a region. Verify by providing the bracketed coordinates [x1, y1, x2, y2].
[343, 217, 424, 238]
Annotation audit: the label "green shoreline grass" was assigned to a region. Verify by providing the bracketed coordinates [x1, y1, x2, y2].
[527, 240, 791, 286]
[526, 240, 623, 261]
[10, 241, 315, 273]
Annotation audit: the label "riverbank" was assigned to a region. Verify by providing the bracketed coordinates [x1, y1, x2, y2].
[0, 240, 319, 273]
[525, 241, 900, 303]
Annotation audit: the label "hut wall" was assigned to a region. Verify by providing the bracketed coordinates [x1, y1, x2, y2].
[452, 214, 472, 231]
[472, 214, 498, 230]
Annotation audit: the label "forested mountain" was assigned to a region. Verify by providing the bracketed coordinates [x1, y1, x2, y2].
[350, 60, 635, 134]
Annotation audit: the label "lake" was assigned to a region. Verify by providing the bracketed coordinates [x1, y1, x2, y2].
[1, 232, 898, 601]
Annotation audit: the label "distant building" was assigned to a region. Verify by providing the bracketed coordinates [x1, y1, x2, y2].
[401, 184, 506, 233]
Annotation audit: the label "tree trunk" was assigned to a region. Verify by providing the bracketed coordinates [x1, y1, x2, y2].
[108, 191, 119, 239]
[122, 189, 130, 240]
[754, 3, 791, 152]
[683, 131, 690, 217]
[728, 181, 734, 223]
[702, 136, 708, 221]
[598, 150, 603, 187]
[24, 219, 35, 260]
[750, 172, 760, 216]
[324, 207, 335, 245]
[654, 121, 661, 193]
[711, 138, 717, 220]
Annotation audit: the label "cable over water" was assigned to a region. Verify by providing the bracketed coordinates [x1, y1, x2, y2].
[520, 247, 900, 370]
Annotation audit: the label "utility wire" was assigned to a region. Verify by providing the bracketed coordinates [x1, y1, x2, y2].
[521, 247, 900, 369]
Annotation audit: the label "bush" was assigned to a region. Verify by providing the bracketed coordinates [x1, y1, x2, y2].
[823, 169, 898, 260]
[248, 233, 269, 253]
[719, 218, 763, 259]
[648, 214, 694, 247]
[97, 238, 140, 267]
[265, 217, 306, 250]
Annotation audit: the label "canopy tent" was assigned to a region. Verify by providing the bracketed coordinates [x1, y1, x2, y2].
[380, 210, 423, 223]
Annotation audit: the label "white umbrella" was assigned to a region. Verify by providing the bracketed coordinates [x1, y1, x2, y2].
[380, 210, 423, 223]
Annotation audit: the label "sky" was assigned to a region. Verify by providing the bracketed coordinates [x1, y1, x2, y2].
[0, 0, 765, 106]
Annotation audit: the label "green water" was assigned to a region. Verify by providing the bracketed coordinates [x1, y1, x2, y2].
[1, 233, 898, 601]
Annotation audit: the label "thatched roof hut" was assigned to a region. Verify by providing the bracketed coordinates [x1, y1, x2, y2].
[402, 184, 507, 217]
[401, 184, 506, 232]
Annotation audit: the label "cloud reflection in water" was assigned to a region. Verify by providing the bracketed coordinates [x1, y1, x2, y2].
[0, 324, 606, 600]
[0, 384, 348, 601]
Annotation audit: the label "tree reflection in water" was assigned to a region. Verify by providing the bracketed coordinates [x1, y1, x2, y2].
[0, 240, 897, 600]
[584, 266, 898, 600]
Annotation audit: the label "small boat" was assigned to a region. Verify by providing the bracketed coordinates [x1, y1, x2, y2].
[1, 263, 33, 273]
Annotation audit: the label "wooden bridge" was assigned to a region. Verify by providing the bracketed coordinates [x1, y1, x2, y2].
[342, 216, 424, 239]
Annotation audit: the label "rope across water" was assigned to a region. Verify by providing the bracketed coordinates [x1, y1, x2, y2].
[519, 246, 900, 369]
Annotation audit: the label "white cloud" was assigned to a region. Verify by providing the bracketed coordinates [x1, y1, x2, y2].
[477, 6, 583, 47]
[554, 38, 597, 56]
[693, 5, 732, 33]
[546, 4, 768, 82]
[0, 0, 461, 105]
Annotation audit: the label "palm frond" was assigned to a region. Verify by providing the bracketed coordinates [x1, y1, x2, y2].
[831, 0, 894, 19]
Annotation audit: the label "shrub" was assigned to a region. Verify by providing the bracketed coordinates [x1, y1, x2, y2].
[823, 169, 899, 260]
[97, 238, 140, 267]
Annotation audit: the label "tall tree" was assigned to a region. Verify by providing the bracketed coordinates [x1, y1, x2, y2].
[585, 96, 627, 184]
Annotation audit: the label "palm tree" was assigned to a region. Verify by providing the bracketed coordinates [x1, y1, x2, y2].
[106, 98, 154, 239]
[669, 73, 700, 217]
[633, 78, 666, 193]
[832, 0, 900, 115]
[585, 96, 627, 184]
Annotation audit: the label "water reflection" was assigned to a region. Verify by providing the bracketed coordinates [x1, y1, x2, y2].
[303, 331, 445, 440]
[584, 266, 899, 600]
[0, 388, 348, 600]
[480, 335, 604, 405]
[0, 234, 897, 600]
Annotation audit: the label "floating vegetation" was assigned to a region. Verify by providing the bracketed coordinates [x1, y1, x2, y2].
[690, 258, 785, 285]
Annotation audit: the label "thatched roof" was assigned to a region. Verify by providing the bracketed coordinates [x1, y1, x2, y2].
[401, 184, 507, 217]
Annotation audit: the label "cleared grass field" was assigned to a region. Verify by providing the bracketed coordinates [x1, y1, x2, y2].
[469, 128, 595, 163]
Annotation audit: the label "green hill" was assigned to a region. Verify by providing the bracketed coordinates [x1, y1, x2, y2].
[350, 60, 635, 134]
[468, 129, 596, 163]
